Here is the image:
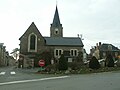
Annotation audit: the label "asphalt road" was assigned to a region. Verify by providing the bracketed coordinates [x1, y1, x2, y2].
[0, 66, 57, 83]
[0, 67, 120, 90]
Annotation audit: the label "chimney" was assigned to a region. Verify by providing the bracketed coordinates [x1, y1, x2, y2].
[96, 43, 98, 47]
[99, 42, 101, 46]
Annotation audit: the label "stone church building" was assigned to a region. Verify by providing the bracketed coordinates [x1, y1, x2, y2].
[19, 6, 84, 67]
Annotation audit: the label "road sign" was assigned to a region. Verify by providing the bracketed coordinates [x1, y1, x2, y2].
[39, 60, 45, 67]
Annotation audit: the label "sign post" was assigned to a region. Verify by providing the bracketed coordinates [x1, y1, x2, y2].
[39, 59, 45, 71]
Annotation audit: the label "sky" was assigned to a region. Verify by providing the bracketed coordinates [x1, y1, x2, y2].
[0, 0, 120, 53]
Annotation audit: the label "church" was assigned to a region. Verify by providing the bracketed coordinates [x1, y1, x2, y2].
[19, 6, 84, 67]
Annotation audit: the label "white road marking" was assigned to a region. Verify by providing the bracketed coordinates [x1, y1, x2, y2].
[0, 71, 16, 75]
[0, 76, 70, 86]
[0, 72, 5, 75]
[10, 71, 16, 75]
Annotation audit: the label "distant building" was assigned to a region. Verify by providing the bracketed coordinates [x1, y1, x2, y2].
[19, 6, 84, 67]
[8, 56, 16, 66]
[83, 49, 88, 63]
[90, 42, 120, 60]
[99, 43, 119, 59]
[0, 43, 9, 66]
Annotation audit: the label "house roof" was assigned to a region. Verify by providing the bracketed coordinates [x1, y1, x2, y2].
[99, 43, 119, 51]
[44, 37, 84, 47]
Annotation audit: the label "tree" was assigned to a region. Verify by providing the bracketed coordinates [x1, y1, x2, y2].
[58, 54, 68, 71]
[34, 51, 52, 67]
[105, 54, 114, 67]
[40, 51, 52, 66]
[11, 48, 19, 60]
[89, 56, 100, 69]
[77, 51, 83, 63]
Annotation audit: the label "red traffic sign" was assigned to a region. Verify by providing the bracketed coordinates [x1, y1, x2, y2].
[39, 60, 45, 67]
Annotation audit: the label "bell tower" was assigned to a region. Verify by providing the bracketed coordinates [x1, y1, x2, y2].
[50, 6, 63, 37]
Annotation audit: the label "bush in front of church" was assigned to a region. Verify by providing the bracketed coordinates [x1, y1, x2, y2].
[105, 54, 114, 67]
[89, 56, 100, 69]
[58, 54, 68, 71]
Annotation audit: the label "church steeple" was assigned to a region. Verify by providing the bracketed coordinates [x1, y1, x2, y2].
[52, 6, 61, 27]
[50, 5, 63, 37]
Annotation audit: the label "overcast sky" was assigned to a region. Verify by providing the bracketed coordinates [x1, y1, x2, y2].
[0, 0, 120, 53]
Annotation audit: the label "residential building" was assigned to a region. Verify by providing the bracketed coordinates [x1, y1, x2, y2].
[0, 43, 9, 66]
[90, 42, 120, 60]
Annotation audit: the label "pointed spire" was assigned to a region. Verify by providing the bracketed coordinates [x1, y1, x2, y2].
[52, 5, 61, 27]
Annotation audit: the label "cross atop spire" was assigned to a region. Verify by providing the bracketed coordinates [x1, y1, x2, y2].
[56, 0, 58, 6]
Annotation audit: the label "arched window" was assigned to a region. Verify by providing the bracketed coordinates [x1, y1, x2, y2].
[30, 35, 36, 50]
[28, 33, 37, 52]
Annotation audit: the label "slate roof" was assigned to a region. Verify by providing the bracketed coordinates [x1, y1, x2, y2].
[19, 22, 42, 40]
[99, 43, 119, 51]
[44, 37, 84, 47]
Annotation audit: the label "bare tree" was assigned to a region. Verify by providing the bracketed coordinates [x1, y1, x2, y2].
[11, 48, 19, 60]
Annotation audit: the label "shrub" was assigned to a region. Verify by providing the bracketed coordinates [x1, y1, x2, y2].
[58, 54, 68, 71]
[76, 51, 83, 62]
[68, 62, 82, 70]
[105, 54, 114, 67]
[89, 56, 100, 69]
[45, 63, 58, 72]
